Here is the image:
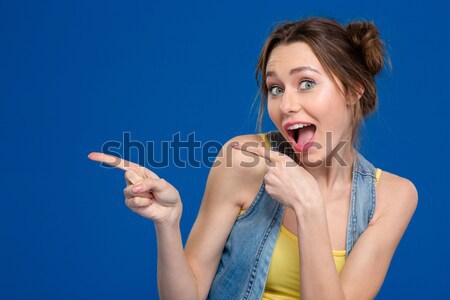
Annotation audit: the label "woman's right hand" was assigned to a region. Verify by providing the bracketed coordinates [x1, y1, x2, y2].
[88, 152, 182, 226]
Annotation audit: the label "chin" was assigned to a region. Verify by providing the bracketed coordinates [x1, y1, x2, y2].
[295, 144, 326, 168]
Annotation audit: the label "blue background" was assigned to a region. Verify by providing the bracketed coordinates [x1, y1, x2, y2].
[1, 0, 449, 299]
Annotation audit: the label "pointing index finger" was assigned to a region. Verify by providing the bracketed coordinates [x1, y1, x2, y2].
[88, 152, 141, 171]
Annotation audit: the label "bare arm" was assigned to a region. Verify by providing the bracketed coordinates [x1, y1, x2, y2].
[339, 174, 418, 299]
[296, 173, 418, 300]
[184, 135, 267, 299]
[154, 217, 200, 300]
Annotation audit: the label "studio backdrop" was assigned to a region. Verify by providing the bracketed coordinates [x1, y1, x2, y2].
[0, 0, 449, 299]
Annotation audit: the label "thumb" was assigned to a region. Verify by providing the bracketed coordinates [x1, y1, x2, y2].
[133, 178, 167, 194]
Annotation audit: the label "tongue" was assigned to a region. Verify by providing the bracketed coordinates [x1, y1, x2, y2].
[297, 126, 315, 148]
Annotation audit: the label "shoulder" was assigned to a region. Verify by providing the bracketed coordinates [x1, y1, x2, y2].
[206, 133, 268, 207]
[214, 133, 267, 171]
[372, 169, 418, 224]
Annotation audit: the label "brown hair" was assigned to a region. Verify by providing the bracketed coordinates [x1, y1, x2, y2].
[255, 17, 389, 149]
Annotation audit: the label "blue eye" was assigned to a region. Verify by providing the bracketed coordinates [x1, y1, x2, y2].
[299, 79, 316, 90]
[269, 86, 283, 96]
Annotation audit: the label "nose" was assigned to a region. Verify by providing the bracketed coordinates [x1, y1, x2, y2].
[279, 89, 301, 115]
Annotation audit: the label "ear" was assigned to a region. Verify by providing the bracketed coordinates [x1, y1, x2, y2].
[346, 83, 365, 105]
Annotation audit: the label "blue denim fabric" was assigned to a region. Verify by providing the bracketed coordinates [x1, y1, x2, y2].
[207, 131, 377, 300]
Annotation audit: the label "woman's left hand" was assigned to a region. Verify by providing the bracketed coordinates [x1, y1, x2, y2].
[231, 142, 323, 213]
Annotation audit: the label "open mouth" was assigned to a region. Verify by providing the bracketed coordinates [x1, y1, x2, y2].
[285, 123, 317, 152]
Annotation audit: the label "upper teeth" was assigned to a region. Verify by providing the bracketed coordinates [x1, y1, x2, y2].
[287, 123, 312, 130]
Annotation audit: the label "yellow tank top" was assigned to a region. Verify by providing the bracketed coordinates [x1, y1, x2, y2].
[238, 133, 382, 299]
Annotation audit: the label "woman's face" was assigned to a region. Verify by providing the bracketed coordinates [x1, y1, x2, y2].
[266, 42, 355, 165]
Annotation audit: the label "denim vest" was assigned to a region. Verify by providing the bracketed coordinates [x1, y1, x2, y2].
[207, 131, 377, 300]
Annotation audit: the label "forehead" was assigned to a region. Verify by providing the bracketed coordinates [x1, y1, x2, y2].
[266, 42, 323, 74]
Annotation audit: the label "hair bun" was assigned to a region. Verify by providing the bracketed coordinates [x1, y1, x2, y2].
[346, 21, 385, 76]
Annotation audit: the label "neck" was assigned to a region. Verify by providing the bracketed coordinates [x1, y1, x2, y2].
[298, 144, 356, 191]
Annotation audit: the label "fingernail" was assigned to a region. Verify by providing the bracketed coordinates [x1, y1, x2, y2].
[230, 142, 239, 148]
[133, 185, 143, 192]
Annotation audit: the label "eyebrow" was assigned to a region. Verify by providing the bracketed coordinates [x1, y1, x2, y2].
[266, 66, 320, 77]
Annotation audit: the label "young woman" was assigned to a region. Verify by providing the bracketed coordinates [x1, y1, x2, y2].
[89, 17, 418, 300]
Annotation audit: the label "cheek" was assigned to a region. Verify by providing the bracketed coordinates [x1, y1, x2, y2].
[316, 88, 348, 119]
[313, 91, 353, 142]
[267, 101, 281, 123]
